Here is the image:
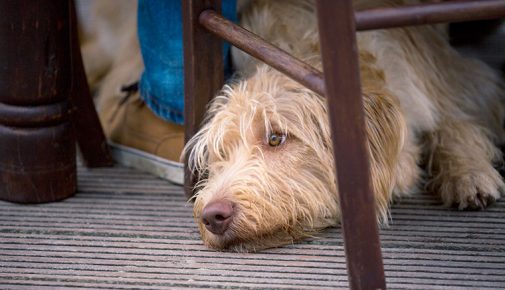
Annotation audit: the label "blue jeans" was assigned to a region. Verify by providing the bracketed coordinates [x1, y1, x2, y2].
[138, 0, 237, 125]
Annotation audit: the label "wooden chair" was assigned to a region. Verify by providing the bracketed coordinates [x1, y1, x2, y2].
[0, 0, 113, 203]
[182, 0, 505, 289]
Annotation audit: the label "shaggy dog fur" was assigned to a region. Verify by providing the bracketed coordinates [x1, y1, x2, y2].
[80, 0, 505, 252]
[186, 0, 505, 251]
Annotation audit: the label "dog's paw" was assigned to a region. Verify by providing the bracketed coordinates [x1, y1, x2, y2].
[437, 169, 505, 210]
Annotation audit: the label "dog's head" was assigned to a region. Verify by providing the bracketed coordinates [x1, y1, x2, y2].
[185, 67, 339, 251]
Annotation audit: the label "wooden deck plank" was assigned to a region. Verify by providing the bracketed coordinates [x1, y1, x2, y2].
[1, 164, 504, 289]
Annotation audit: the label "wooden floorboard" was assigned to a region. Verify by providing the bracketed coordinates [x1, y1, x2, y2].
[1, 164, 504, 289]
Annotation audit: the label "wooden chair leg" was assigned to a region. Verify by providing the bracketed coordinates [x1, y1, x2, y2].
[315, 1, 386, 289]
[0, 0, 77, 203]
[69, 0, 113, 168]
[182, 0, 224, 199]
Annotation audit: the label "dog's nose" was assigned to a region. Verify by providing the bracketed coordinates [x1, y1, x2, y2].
[201, 200, 234, 235]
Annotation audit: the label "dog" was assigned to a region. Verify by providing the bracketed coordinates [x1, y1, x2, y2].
[185, 0, 505, 252]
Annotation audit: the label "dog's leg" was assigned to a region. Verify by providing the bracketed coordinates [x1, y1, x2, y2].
[362, 91, 415, 221]
[393, 130, 422, 198]
[426, 119, 505, 209]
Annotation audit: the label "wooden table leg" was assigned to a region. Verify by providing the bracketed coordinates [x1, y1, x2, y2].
[182, 0, 224, 199]
[316, 1, 387, 289]
[0, 0, 76, 203]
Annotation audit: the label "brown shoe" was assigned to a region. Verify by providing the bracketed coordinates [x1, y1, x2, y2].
[85, 18, 184, 184]
[100, 94, 184, 185]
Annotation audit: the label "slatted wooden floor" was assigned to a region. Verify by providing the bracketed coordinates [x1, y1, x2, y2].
[0, 164, 504, 289]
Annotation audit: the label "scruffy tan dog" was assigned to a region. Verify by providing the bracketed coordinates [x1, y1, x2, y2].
[186, 0, 505, 251]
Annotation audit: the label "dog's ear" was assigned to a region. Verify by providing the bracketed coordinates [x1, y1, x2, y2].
[182, 131, 208, 200]
[183, 93, 231, 198]
[183, 130, 214, 203]
[183, 118, 212, 196]
[362, 91, 408, 223]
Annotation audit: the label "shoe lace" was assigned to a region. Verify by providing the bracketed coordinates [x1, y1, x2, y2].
[108, 81, 140, 123]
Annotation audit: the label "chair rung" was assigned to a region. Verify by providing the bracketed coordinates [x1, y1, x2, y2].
[199, 1, 505, 96]
[199, 10, 326, 96]
[356, 0, 505, 31]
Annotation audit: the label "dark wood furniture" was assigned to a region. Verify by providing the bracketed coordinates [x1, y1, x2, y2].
[182, 0, 505, 289]
[0, 0, 112, 203]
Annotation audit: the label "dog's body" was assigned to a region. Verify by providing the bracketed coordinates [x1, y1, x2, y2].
[187, 0, 505, 251]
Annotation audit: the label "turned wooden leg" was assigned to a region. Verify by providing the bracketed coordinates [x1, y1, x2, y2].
[0, 0, 76, 203]
[316, 1, 386, 289]
[182, 0, 224, 199]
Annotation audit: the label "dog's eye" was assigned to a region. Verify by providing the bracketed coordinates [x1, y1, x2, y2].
[268, 133, 286, 147]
